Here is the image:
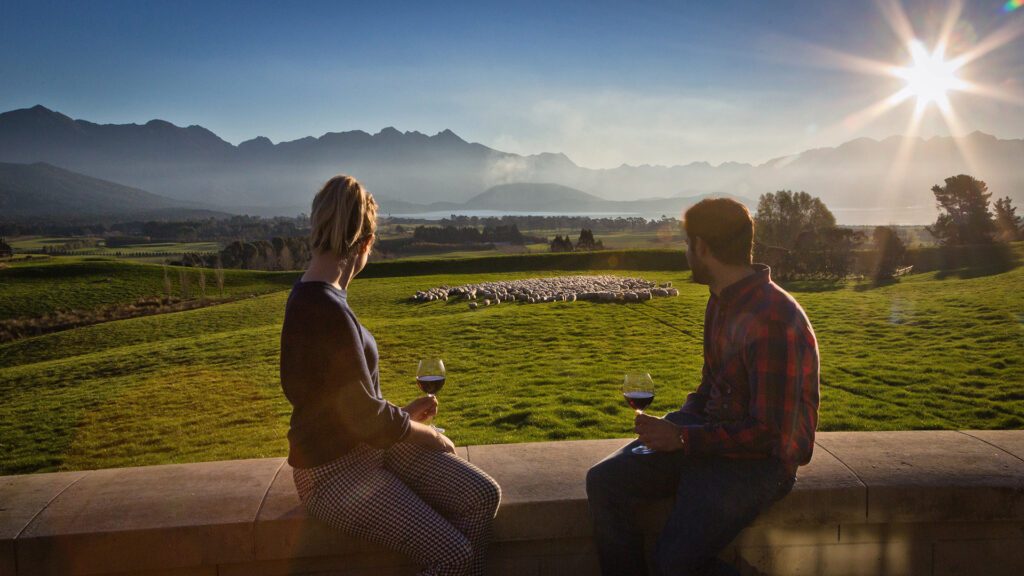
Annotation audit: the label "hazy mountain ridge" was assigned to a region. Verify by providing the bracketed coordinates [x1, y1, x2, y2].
[1, 105, 1021, 224]
[379, 183, 754, 218]
[0, 161, 226, 220]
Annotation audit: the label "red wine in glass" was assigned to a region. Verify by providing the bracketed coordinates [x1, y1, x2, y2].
[417, 358, 446, 433]
[623, 391, 654, 412]
[623, 372, 656, 455]
[417, 375, 446, 395]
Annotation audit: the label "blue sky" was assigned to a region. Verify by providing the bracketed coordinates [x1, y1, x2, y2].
[2, 0, 1022, 167]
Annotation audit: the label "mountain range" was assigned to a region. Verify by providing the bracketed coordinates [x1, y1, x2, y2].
[1, 105, 1022, 224]
[0, 161, 226, 220]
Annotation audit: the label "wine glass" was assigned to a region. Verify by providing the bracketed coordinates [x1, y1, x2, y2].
[623, 372, 656, 455]
[416, 358, 446, 434]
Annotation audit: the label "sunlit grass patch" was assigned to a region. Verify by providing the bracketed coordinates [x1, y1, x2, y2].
[1, 254, 1021, 474]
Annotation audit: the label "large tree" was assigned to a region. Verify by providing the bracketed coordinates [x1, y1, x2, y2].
[926, 174, 996, 246]
[993, 196, 1023, 242]
[754, 190, 847, 278]
[754, 190, 836, 251]
[871, 226, 907, 281]
[575, 228, 604, 251]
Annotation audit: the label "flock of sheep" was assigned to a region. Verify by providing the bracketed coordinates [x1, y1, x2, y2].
[411, 275, 679, 309]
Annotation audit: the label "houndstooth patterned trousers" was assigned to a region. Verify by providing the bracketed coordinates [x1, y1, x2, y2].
[293, 442, 501, 576]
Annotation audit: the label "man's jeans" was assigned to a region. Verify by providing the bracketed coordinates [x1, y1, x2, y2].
[585, 412, 795, 576]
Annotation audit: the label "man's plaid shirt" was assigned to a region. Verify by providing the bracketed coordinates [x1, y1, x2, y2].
[678, 264, 820, 476]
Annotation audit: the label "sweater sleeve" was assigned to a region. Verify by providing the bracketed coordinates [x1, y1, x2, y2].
[314, 302, 410, 448]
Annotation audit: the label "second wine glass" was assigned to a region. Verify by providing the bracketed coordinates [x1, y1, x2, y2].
[416, 358, 446, 434]
[623, 372, 656, 455]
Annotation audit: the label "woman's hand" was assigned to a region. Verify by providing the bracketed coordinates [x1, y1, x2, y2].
[433, 430, 456, 454]
[407, 420, 456, 454]
[404, 396, 439, 423]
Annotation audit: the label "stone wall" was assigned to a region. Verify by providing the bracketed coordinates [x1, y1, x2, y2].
[2, 431, 1023, 575]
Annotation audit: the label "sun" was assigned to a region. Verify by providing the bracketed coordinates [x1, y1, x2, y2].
[892, 40, 966, 112]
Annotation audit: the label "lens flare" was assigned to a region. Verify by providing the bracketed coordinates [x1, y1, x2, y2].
[780, 0, 1024, 221]
[892, 40, 966, 112]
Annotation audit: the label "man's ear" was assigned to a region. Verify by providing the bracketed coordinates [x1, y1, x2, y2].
[692, 236, 706, 257]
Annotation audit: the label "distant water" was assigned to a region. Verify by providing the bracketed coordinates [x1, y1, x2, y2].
[385, 209, 644, 220]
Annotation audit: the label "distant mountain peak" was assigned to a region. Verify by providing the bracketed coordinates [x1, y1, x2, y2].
[965, 130, 998, 143]
[0, 104, 75, 124]
[432, 128, 465, 143]
[376, 126, 402, 138]
[238, 135, 274, 149]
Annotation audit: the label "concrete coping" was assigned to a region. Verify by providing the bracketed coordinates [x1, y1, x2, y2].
[2, 431, 1023, 575]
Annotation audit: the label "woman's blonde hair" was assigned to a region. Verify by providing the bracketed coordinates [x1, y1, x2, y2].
[310, 175, 378, 260]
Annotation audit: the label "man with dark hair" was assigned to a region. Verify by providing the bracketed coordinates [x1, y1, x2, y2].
[586, 198, 820, 576]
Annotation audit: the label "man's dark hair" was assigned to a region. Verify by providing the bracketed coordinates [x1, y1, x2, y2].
[683, 198, 754, 265]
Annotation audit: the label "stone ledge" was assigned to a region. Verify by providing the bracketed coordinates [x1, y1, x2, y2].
[1, 431, 1022, 575]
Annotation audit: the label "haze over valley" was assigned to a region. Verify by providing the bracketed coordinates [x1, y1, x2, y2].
[2, 105, 1021, 225]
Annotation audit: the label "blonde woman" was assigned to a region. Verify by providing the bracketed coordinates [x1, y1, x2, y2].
[281, 175, 500, 575]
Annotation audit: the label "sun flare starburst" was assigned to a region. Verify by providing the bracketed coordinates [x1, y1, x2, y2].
[891, 40, 966, 112]
[804, 0, 1024, 183]
[811, 0, 1023, 138]
[783, 0, 1024, 219]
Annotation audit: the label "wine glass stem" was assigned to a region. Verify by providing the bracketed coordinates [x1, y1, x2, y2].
[427, 394, 437, 425]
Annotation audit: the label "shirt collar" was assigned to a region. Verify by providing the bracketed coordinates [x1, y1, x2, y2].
[295, 279, 347, 301]
[716, 264, 771, 305]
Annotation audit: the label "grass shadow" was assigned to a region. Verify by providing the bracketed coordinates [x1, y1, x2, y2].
[853, 277, 900, 292]
[915, 243, 1019, 280]
[775, 279, 848, 293]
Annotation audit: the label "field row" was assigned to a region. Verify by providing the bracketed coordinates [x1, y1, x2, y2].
[1, 259, 1022, 474]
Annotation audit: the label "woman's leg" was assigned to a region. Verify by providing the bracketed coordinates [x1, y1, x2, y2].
[385, 442, 502, 576]
[294, 446, 475, 576]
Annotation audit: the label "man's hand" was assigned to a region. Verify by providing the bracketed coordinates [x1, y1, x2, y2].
[635, 413, 684, 452]
[404, 396, 438, 423]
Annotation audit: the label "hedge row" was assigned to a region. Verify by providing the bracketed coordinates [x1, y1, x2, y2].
[360, 242, 1021, 279]
[902, 242, 1019, 274]
[361, 249, 689, 278]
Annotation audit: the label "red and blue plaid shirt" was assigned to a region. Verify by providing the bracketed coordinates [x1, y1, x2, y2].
[677, 264, 820, 475]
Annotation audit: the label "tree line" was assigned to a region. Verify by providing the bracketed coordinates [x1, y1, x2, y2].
[178, 236, 313, 271]
[163, 173, 1021, 276]
[409, 224, 537, 245]
[390, 214, 675, 233]
[751, 174, 1022, 281]
[550, 229, 605, 252]
[0, 215, 310, 244]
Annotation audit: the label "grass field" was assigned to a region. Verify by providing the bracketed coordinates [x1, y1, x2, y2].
[0, 256, 297, 320]
[7, 236, 220, 256]
[1, 251, 1021, 475]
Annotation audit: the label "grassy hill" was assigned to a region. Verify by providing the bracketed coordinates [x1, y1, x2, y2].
[0, 161, 225, 219]
[0, 256, 297, 320]
[1, 251, 1022, 475]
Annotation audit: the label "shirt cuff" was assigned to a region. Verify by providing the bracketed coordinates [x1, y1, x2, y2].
[678, 425, 700, 455]
[394, 411, 412, 443]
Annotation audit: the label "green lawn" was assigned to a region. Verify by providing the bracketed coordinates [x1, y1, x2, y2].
[8, 236, 220, 255]
[523, 228, 684, 250]
[1, 257, 1021, 475]
[0, 256, 298, 320]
